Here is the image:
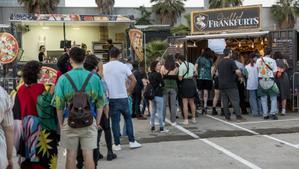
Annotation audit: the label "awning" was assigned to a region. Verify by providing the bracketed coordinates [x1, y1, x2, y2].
[180, 31, 269, 40]
[9, 13, 135, 25]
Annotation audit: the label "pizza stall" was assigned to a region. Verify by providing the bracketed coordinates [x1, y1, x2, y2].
[0, 14, 134, 91]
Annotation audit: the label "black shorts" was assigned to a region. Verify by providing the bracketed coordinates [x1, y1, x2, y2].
[197, 80, 213, 90]
[214, 77, 219, 90]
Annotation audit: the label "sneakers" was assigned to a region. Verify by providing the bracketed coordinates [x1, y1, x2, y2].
[160, 127, 169, 133]
[212, 108, 218, 116]
[281, 109, 286, 116]
[192, 118, 197, 124]
[107, 152, 117, 161]
[271, 115, 278, 120]
[182, 120, 189, 125]
[150, 126, 155, 132]
[129, 141, 142, 149]
[263, 116, 269, 120]
[236, 115, 246, 122]
[202, 107, 207, 115]
[112, 144, 122, 151]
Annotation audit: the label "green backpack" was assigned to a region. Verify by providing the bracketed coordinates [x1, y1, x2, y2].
[37, 91, 57, 131]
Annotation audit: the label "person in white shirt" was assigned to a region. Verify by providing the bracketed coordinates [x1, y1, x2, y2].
[245, 53, 262, 117]
[256, 47, 279, 120]
[104, 47, 142, 151]
[0, 86, 14, 169]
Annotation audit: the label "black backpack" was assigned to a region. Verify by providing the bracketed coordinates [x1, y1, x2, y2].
[65, 72, 94, 128]
[143, 83, 155, 100]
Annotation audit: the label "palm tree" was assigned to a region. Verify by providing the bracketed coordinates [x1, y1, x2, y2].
[271, 0, 299, 29]
[136, 6, 152, 25]
[209, 0, 243, 8]
[146, 40, 168, 64]
[95, 0, 115, 15]
[18, 0, 60, 14]
[151, 0, 186, 26]
[171, 14, 191, 35]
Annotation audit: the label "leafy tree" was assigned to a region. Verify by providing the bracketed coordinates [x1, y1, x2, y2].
[271, 0, 299, 29]
[151, 0, 186, 26]
[18, 0, 60, 14]
[135, 6, 152, 25]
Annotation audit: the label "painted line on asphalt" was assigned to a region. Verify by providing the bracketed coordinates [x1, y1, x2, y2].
[262, 135, 299, 149]
[165, 116, 262, 168]
[201, 139, 263, 169]
[235, 118, 299, 125]
[206, 115, 299, 149]
[206, 115, 259, 135]
[164, 118, 199, 139]
[295, 145, 299, 148]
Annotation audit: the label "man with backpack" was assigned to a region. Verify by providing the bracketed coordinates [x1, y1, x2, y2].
[257, 47, 279, 120]
[104, 47, 142, 151]
[55, 47, 106, 169]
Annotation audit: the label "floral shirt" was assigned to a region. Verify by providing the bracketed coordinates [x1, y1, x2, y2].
[257, 56, 277, 78]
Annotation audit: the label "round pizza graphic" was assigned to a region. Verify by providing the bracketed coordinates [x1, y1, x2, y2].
[0, 33, 19, 64]
[39, 66, 57, 85]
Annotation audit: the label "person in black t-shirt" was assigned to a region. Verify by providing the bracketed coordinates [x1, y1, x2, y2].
[38, 45, 46, 62]
[218, 48, 245, 121]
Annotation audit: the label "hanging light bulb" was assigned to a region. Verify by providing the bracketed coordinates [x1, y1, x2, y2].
[264, 37, 268, 42]
[193, 42, 197, 47]
[261, 40, 264, 45]
[179, 43, 184, 48]
[251, 43, 254, 48]
[238, 42, 241, 48]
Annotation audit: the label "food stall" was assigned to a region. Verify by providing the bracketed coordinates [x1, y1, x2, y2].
[9, 13, 134, 63]
[169, 5, 269, 64]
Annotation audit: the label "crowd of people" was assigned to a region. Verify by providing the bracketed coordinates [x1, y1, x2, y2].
[0, 43, 292, 169]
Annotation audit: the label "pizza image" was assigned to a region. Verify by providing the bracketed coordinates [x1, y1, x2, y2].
[39, 66, 57, 85]
[0, 32, 19, 64]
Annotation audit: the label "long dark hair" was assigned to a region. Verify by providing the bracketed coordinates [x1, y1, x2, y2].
[164, 55, 176, 71]
[150, 61, 160, 72]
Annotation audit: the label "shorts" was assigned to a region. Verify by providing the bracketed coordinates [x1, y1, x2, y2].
[197, 79, 213, 90]
[214, 77, 219, 90]
[61, 118, 98, 150]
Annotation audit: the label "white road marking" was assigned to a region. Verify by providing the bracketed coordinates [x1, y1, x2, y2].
[263, 135, 299, 149]
[236, 118, 299, 125]
[164, 118, 199, 139]
[206, 115, 259, 135]
[295, 145, 299, 148]
[165, 117, 262, 168]
[201, 139, 263, 169]
[206, 115, 299, 149]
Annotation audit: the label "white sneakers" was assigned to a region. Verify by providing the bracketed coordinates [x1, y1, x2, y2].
[112, 144, 122, 151]
[113, 141, 142, 151]
[129, 141, 142, 149]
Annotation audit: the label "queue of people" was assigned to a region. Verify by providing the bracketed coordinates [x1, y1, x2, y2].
[0, 45, 292, 169]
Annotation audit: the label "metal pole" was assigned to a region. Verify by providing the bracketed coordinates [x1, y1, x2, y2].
[63, 22, 66, 51]
[144, 32, 147, 71]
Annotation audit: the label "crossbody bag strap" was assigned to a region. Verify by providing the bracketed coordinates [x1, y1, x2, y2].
[261, 57, 273, 71]
[183, 62, 189, 78]
[65, 73, 79, 92]
[80, 72, 94, 92]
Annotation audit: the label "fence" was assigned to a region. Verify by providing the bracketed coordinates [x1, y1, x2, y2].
[292, 72, 299, 111]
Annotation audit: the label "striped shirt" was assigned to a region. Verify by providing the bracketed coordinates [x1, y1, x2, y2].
[0, 86, 13, 168]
